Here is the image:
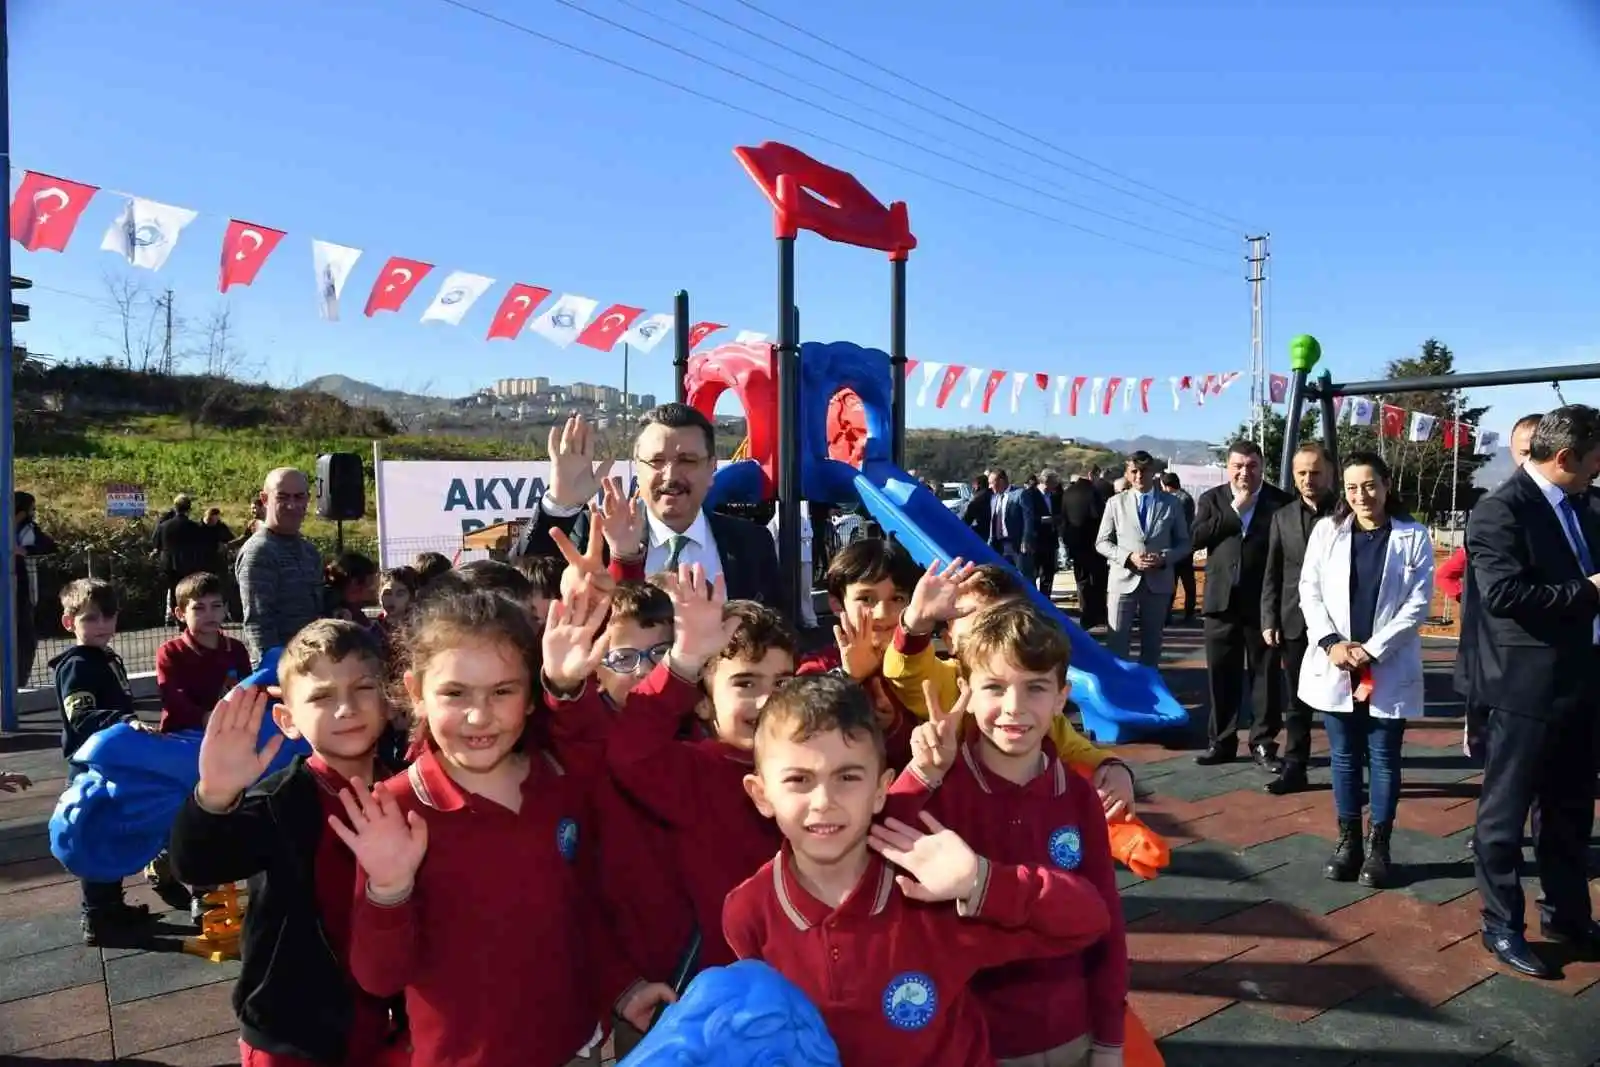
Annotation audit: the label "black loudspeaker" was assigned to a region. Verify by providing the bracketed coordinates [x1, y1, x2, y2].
[316, 453, 365, 521]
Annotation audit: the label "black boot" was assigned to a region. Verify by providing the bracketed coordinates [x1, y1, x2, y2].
[1325, 818, 1364, 882]
[1358, 821, 1392, 888]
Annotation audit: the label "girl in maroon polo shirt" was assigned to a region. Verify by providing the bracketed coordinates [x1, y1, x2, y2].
[332, 588, 675, 1067]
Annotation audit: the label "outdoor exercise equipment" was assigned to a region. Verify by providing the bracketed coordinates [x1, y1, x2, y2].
[48, 648, 308, 881]
[687, 141, 1187, 742]
[182, 882, 245, 963]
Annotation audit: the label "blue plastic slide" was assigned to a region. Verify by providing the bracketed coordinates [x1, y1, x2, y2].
[813, 460, 1192, 743]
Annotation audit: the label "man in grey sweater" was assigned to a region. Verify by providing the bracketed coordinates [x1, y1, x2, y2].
[235, 468, 323, 662]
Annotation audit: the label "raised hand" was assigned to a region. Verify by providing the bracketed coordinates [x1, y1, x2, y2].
[0, 772, 33, 794]
[662, 564, 737, 672]
[196, 686, 283, 811]
[546, 413, 615, 509]
[902, 559, 980, 636]
[551, 525, 615, 602]
[833, 611, 881, 681]
[594, 476, 647, 561]
[329, 779, 428, 899]
[907, 679, 969, 787]
[618, 981, 679, 1033]
[542, 588, 613, 693]
[868, 812, 982, 904]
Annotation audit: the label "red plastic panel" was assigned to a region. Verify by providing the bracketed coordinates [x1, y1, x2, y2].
[684, 342, 779, 498]
[733, 142, 916, 259]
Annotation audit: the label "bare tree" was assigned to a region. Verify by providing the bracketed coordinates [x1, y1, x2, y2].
[100, 273, 167, 372]
[178, 304, 259, 435]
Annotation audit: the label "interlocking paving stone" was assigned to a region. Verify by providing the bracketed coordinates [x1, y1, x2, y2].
[1236, 857, 1380, 916]
[1127, 988, 1238, 1041]
[0, 943, 103, 1005]
[0, 827, 53, 865]
[134, 1032, 241, 1066]
[110, 980, 236, 1058]
[1385, 826, 1484, 904]
[0, 982, 110, 1056]
[1292, 984, 1505, 1061]
[1432, 973, 1600, 1066]
[0, 910, 88, 959]
[1159, 1002, 1360, 1067]
[106, 947, 238, 1006]
[13, 1030, 118, 1063]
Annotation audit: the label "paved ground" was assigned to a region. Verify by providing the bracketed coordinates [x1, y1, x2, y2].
[2, 626, 1597, 1065]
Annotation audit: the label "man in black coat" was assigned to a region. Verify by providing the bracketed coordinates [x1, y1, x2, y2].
[1061, 470, 1108, 628]
[1191, 440, 1292, 767]
[1159, 471, 1198, 622]
[1259, 443, 1336, 794]
[960, 474, 992, 542]
[514, 404, 782, 608]
[1464, 405, 1600, 978]
[1032, 469, 1065, 599]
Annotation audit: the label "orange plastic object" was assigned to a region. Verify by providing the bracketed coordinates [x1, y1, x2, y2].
[1109, 817, 1172, 881]
[181, 883, 245, 963]
[826, 388, 868, 467]
[684, 342, 778, 496]
[1124, 1005, 1166, 1067]
[733, 142, 917, 259]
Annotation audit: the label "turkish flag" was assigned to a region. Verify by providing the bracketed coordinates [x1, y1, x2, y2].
[934, 365, 966, 408]
[10, 171, 99, 252]
[576, 304, 644, 352]
[688, 321, 726, 349]
[1102, 377, 1123, 415]
[1441, 420, 1461, 450]
[365, 257, 433, 316]
[487, 283, 551, 340]
[1380, 404, 1406, 439]
[905, 359, 919, 378]
[1139, 378, 1154, 412]
[1069, 376, 1088, 416]
[979, 370, 1006, 413]
[219, 219, 286, 292]
[1268, 373, 1289, 404]
[1034, 373, 1050, 391]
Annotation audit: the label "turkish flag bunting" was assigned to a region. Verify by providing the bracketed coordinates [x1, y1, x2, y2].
[1069, 376, 1088, 416]
[10, 171, 99, 252]
[905, 359, 919, 378]
[486, 284, 550, 340]
[1102, 377, 1123, 415]
[218, 219, 286, 292]
[1441, 420, 1462, 450]
[1268, 373, 1289, 404]
[934, 365, 966, 408]
[1034, 373, 1049, 391]
[687, 322, 725, 348]
[575, 304, 644, 352]
[365, 257, 433, 316]
[1139, 378, 1154, 412]
[979, 370, 1007, 413]
[1379, 404, 1406, 439]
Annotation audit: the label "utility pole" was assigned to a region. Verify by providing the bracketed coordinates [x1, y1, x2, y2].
[1246, 234, 1270, 447]
[162, 288, 174, 374]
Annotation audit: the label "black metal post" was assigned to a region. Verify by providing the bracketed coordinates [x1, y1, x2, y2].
[890, 257, 908, 469]
[775, 237, 802, 622]
[1317, 371, 1341, 473]
[1, 0, 17, 731]
[1278, 367, 1310, 487]
[1322, 363, 1600, 397]
[672, 289, 690, 404]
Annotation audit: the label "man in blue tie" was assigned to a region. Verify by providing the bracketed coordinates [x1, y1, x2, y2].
[1464, 405, 1600, 978]
[1096, 451, 1191, 666]
[985, 468, 1036, 580]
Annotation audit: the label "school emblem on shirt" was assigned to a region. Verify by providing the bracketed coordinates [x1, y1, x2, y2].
[881, 971, 937, 1030]
[1048, 826, 1083, 870]
[556, 818, 579, 863]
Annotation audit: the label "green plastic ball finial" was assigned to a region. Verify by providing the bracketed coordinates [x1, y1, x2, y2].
[1288, 334, 1322, 374]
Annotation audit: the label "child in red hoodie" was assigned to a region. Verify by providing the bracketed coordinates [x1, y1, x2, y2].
[723, 673, 1111, 1067]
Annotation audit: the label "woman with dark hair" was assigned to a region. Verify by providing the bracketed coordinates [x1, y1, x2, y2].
[1297, 451, 1435, 888]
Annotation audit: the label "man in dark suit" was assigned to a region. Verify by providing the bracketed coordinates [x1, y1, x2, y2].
[514, 404, 782, 606]
[1464, 405, 1600, 978]
[1062, 470, 1108, 628]
[1259, 443, 1336, 794]
[1033, 469, 1065, 599]
[1159, 471, 1198, 622]
[1191, 439, 1292, 766]
[985, 468, 1037, 579]
[960, 474, 992, 541]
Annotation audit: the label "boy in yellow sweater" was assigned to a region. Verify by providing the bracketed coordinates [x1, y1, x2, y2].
[883, 559, 1137, 819]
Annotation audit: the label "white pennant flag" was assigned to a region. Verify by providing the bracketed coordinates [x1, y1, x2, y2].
[1475, 428, 1501, 456]
[1349, 398, 1376, 426]
[1123, 376, 1134, 412]
[1169, 377, 1183, 411]
[311, 240, 363, 322]
[1009, 372, 1029, 414]
[420, 271, 495, 326]
[1051, 375, 1070, 415]
[1408, 412, 1437, 443]
[915, 362, 945, 407]
[100, 197, 198, 271]
[958, 367, 985, 408]
[621, 312, 673, 353]
[734, 330, 770, 344]
[1089, 377, 1105, 416]
[530, 294, 599, 348]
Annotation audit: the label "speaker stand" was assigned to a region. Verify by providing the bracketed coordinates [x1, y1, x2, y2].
[336, 519, 344, 555]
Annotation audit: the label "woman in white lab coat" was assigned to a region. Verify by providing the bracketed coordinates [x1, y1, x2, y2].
[1297, 450, 1435, 890]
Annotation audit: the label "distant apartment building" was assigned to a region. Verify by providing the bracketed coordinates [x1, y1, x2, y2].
[494, 377, 552, 398]
[488, 377, 654, 413]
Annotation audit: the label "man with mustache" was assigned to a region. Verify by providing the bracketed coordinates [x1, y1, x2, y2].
[517, 405, 783, 606]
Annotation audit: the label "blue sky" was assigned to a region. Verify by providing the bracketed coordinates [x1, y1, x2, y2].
[11, 0, 1600, 445]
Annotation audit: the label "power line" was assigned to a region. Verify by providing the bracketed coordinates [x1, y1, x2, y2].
[727, 0, 1253, 233]
[662, 0, 1245, 236]
[433, 0, 1234, 271]
[548, 0, 1233, 255]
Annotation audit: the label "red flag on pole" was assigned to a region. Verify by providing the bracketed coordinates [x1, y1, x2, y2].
[1069, 376, 1088, 416]
[979, 370, 1006, 413]
[486, 284, 550, 340]
[575, 304, 644, 351]
[1380, 404, 1406, 439]
[218, 220, 286, 292]
[364, 257, 432, 316]
[934, 365, 966, 408]
[687, 322, 725, 348]
[9, 171, 98, 252]
[1102, 377, 1123, 415]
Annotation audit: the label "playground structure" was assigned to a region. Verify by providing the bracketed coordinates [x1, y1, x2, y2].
[670, 142, 1188, 744]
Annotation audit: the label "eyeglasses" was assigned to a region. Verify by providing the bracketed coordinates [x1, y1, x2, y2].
[636, 453, 708, 472]
[601, 642, 673, 674]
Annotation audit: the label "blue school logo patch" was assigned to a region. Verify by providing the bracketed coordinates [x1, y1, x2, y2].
[882, 971, 937, 1030]
[556, 818, 579, 863]
[1049, 826, 1083, 870]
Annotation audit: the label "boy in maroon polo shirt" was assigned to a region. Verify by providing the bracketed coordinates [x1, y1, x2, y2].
[796, 539, 923, 770]
[156, 572, 253, 734]
[891, 603, 1128, 1067]
[723, 674, 1112, 1067]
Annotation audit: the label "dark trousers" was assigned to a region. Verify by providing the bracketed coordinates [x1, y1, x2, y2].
[1474, 708, 1598, 937]
[17, 593, 38, 688]
[1280, 635, 1316, 767]
[1203, 614, 1283, 749]
[1035, 541, 1060, 599]
[1071, 549, 1108, 628]
[1464, 701, 1490, 762]
[80, 878, 127, 917]
[1172, 559, 1197, 618]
